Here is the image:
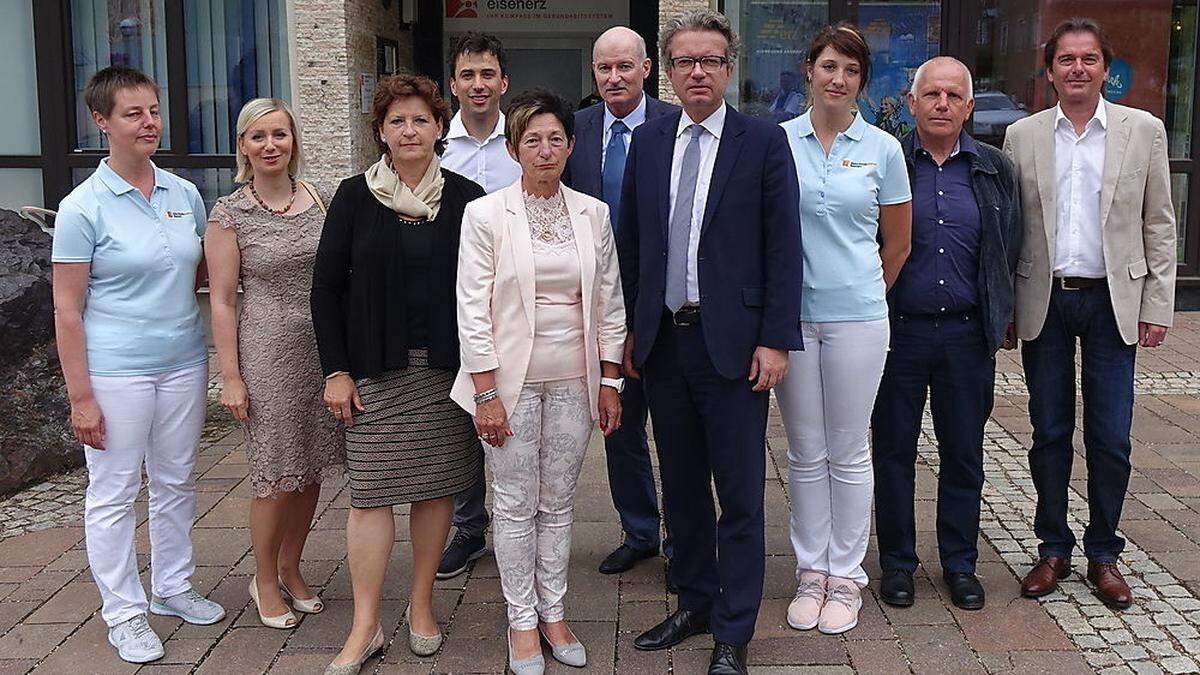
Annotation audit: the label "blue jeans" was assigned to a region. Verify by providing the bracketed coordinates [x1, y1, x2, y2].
[1022, 284, 1136, 563]
[872, 312, 993, 575]
[603, 377, 672, 556]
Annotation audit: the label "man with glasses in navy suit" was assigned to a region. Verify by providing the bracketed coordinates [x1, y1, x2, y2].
[563, 25, 680, 589]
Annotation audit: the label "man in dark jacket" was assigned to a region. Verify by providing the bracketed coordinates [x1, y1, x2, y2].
[562, 26, 679, 583]
[871, 56, 1022, 612]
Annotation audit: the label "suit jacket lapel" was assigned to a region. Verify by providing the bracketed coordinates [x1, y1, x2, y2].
[503, 184, 537, 330]
[581, 108, 604, 197]
[1033, 112, 1058, 263]
[562, 187, 596, 314]
[1099, 101, 1132, 230]
[700, 111, 746, 237]
[657, 113, 681, 239]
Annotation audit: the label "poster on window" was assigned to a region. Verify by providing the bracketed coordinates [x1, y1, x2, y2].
[857, 3, 941, 138]
[739, 2, 827, 123]
[445, 0, 628, 34]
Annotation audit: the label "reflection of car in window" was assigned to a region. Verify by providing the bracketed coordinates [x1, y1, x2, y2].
[972, 91, 1029, 145]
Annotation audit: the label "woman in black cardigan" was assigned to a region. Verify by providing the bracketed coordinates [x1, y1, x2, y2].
[311, 74, 485, 673]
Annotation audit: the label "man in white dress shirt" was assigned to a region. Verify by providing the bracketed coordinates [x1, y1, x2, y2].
[438, 31, 522, 579]
[440, 31, 522, 195]
[1003, 17, 1176, 610]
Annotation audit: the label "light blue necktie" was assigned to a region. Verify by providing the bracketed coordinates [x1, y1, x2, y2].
[601, 120, 628, 231]
[666, 124, 703, 312]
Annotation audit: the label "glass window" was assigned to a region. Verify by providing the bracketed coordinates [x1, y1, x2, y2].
[972, 0, 1195, 154]
[185, 0, 292, 155]
[0, 170, 45, 211]
[724, 0, 829, 123]
[853, 1, 942, 138]
[70, 0, 170, 151]
[174, 168, 238, 212]
[0, 2, 41, 154]
[1173, 173, 1189, 262]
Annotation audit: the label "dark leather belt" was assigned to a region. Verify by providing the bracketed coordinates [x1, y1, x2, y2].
[668, 306, 701, 326]
[1057, 276, 1106, 291]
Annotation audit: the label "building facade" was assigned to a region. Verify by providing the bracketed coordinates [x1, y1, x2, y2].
[5, 0, 1200, 292]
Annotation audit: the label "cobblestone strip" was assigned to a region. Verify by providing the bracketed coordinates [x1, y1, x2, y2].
[0, 374, 231, 540]
[995, 371, 1200, 396]
[919, 417, 1200, 674]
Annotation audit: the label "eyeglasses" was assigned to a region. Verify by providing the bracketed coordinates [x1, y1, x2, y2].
[668, 55, 731, 73]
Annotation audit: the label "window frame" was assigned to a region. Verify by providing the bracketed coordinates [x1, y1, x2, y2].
[21, 0, 239, 211]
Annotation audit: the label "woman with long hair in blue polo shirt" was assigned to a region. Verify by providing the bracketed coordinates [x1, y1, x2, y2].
[51, 66, 226, 665]
[776, 24, 912, 636]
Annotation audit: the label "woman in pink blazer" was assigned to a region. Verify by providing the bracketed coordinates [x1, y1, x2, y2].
[451, 89, 626, 674]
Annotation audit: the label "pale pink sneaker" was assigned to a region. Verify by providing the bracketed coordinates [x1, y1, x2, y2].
[786, 571, 827, 630]
[818, 577, 862, 635]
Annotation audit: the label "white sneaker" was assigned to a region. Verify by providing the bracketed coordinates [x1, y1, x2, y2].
[150, 589, 226, 625]
[107, 614, 164, 664]
[787, 571, 827, 630]
[818, 577, 862, 635]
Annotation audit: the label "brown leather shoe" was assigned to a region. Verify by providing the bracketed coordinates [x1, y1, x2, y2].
[1021, 557, 1071, 598]
[1087, 561, 1133, 609]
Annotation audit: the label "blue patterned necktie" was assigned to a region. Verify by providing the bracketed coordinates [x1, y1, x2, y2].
[601, 120, 629, 231]
[666, 124, 704, 312]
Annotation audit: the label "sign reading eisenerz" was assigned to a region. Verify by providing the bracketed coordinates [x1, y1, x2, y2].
[445, 0, 627, 33]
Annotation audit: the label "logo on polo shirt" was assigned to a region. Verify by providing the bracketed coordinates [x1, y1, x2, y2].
[841, 159, 878, 169]
[166, 211, 193, 218]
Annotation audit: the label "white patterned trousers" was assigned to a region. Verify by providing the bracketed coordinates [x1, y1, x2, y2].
[485, 377, 593, 630]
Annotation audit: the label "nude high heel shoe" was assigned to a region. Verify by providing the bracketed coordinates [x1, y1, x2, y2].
[248, 575, 297, 629]
[323, 625, 385, 675]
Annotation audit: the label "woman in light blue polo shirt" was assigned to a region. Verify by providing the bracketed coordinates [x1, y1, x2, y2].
[51, 66, 225, 665]
[776, 24, 912, 636]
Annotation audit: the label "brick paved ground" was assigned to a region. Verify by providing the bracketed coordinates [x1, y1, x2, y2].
[1, 313, 1200, 674]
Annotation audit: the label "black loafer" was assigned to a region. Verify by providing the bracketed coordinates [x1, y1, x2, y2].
[634, 608, 709, 651]
[708, 642, 748, 675]
[944, 572, 985, 610]
[598, 544, 658, 574]
[880, 569, 915, 607]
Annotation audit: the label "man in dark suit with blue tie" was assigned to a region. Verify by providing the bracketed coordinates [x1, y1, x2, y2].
[617, 10, 802, 675]
[562, 26, 680, 584]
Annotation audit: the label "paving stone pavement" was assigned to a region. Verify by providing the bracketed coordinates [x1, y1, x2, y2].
[0, 312, 1198, 673]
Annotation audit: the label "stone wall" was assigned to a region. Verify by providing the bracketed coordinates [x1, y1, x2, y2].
[656, 0, 720, 103]
[0, 210, 75, 497]
[291, 0, 412, 188]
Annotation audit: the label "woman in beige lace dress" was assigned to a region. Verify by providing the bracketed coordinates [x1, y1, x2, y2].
[205, 99, 344, 630]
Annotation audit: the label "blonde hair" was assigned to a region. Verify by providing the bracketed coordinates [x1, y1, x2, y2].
[234, 98, 304, 183]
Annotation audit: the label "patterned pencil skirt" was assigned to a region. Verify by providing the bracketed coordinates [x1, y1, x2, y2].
[344, 349, 482, 508]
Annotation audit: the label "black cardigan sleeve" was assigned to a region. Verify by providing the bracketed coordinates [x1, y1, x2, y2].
[310, 177, 360, 377]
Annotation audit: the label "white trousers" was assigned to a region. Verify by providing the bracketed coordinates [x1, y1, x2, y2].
[775, 320, 889, 586]
[486, 378, 593, 630]
[84, 363, 208, 626]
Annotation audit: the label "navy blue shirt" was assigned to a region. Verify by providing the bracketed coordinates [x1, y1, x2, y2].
[891, 131, 981, 315]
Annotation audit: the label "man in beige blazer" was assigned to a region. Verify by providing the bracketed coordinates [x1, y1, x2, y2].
[1003, 17, 1175, 610]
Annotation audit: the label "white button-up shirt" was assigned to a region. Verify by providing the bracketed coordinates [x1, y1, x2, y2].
[668, 103, 726, 305]
[1053, 102, 1107, 278]
[441, 110, 522, 194]
[601, 93, 647, 172]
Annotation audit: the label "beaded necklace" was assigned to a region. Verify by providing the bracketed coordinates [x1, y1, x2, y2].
[249, 175, 298, 215]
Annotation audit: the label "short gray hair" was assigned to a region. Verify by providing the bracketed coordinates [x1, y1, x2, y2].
[659, 10, 740, 63]
[911, 56, 974, 100]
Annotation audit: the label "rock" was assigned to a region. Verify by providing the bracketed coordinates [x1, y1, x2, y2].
[0, 209, 77, 497]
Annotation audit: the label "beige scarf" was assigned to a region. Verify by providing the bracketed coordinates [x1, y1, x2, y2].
[365, 153, 444, 220]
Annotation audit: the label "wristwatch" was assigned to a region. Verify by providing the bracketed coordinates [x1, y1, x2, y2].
[600, 377, 625, 393]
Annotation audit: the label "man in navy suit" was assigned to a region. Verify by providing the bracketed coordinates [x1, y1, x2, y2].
[562, 26, 680, 584]
[618, 10, 802, 675]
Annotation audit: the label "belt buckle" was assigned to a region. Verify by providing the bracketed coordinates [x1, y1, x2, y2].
[672, 307, 698, 326]
[1058, 277, 1080, 291]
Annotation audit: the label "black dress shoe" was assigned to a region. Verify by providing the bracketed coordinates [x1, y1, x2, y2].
[880, 569, 914, 607]
[708, 642, 748, 675]
[634, 608, 709, 651]
[598, 543, 658, 574]
[944, 572, 985, 610]
[436, 529, 487, 579]
[665, 560, 677, 595]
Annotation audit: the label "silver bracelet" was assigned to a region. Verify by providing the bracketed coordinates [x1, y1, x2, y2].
[473, 388, 499, 404]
